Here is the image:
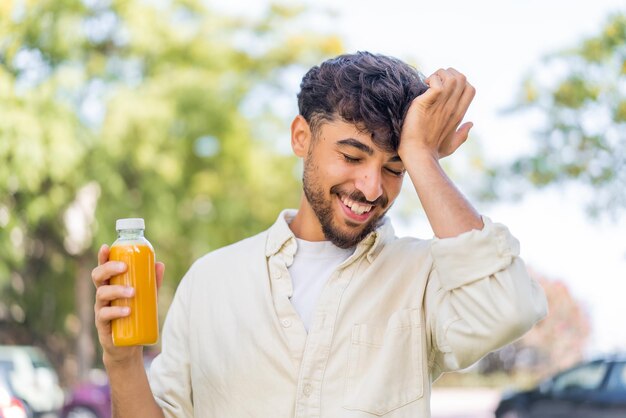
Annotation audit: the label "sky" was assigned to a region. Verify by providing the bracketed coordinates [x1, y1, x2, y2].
[218, 0, 626, 354]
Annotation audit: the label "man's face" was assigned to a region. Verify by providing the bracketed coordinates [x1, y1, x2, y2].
[302, 119, 405, 248]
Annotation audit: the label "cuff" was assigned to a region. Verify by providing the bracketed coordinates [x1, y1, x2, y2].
[429, 216, 520, 291]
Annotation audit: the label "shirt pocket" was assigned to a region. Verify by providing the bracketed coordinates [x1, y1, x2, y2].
[343, 308, 424, 416]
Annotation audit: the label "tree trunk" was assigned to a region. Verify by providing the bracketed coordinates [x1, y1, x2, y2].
[76, 254, 95, 380]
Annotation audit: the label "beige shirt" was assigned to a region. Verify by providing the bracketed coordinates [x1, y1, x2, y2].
[149, 210, 547, 418]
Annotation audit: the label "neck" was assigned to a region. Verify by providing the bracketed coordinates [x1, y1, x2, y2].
[289, 194, 326, 241]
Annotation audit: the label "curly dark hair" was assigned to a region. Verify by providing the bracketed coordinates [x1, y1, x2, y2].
[297, 51, 428, 152]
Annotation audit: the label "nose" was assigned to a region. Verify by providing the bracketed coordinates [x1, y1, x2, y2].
[355, 168, 383, 203]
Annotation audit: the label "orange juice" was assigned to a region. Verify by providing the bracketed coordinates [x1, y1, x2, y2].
[109, 218, 158, 346]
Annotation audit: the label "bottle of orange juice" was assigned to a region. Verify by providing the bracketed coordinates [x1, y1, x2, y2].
[109, 218, 158, 346]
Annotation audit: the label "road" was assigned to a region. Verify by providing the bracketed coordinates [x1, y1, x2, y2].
[431, 388, 501, 418]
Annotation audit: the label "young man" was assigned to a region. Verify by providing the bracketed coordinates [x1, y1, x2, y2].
[92, 52, 547, 418]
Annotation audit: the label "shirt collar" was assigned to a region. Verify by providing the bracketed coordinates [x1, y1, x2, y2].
[264, 209, 298, 259]
[264, 209, 395, 264]
[352, 216, 395, 264]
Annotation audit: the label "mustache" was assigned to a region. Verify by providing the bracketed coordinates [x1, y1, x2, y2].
[330, 185, 389, 208]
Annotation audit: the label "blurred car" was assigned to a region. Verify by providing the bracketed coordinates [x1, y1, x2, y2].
[0, 364, 31, 418]
[61, 353, 156, 418]
[61, 369, 109, 418]
[495, 354, 626, 418]
[0, 346, 63, 418]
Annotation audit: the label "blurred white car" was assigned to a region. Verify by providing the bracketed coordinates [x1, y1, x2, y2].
[0, 346, 63, 417]
[0, 364, 30, 418]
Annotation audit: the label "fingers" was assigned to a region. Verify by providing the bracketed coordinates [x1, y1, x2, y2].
[449, 77, 475, 132]
[441, 122, 474, 158]
[98, 244, 110, 266]
[94, 244, 125, 288]
[96, 306, 131, 324]
[94, 284, 133, 335]
[96, 304, 131, 323]
[95, 284, 134, 308]
[435, 68, 459, 99]
[435, 67, 475, 131]
[451, 67, 475, 110]
[439, 68, 471, 107]
[92, 245, 163, 327]
[91, 260, 126, 288]
[459, 79, 476, 113]
[422, 72, 444, 105]
[423, 67, 472, 108]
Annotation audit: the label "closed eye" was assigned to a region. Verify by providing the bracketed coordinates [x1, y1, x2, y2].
[385, 167, 405, 177]
[343, 154, 361, 163]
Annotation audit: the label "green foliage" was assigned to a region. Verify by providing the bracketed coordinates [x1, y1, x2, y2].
[489, 12, 626, 216]
[552, 75, 599, 109]
[0, 0, 342, 374]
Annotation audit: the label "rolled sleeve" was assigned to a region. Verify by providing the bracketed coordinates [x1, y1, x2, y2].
[430, 216, 520, 290]
[426, 217, 548, 376]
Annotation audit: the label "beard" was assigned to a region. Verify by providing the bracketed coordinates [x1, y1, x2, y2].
[302, 159, 390, 249]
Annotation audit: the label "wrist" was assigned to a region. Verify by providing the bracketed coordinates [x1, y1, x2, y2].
[103, 347, 144, 371]
[400, 145, 441, 172]
[398, 140, 439, 161]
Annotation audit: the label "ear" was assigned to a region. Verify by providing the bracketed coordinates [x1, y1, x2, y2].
[291, 115, 312, 158]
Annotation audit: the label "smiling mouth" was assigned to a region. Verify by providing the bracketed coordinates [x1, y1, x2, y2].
[339, 194, 374, 216]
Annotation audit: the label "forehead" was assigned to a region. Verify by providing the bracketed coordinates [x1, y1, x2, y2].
[317, 119, 396, 156]
[314, 119, 401, 162]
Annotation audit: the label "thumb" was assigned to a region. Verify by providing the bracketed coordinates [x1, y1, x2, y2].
[457, 121, 473, 139]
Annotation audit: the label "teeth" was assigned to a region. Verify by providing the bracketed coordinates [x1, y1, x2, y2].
[340, 195, 373, 215]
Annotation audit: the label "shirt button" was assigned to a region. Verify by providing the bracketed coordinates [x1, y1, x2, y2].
[303, 384, 312, 396]
[281, 319, 292, 328]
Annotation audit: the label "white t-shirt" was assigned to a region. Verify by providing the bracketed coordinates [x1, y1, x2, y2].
[288, 238, 354, 332]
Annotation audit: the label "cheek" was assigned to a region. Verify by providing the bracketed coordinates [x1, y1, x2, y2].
[306, 151, 347, 178]
[321, 163, 354, 186]
[384, 177, 404, 200]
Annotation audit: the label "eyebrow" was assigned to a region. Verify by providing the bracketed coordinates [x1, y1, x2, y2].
[337, 138, 402, 163]
[337, 138, 373, 155]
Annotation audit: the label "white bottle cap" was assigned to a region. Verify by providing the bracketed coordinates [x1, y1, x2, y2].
[116, 218, 145, 231]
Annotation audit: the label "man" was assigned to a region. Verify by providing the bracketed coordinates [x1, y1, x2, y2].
[92, 51, 547, 418]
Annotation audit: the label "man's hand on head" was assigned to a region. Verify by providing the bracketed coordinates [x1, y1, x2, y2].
[398, 68, 475, 161]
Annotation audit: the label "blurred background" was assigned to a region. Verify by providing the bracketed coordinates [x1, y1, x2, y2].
[1, 0, 625, 417]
